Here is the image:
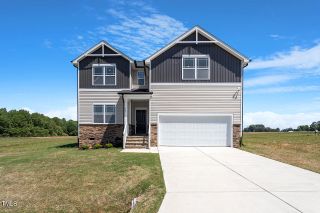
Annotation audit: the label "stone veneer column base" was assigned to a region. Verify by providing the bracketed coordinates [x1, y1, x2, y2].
[233, 124, 241, 148]
[79, 124, 123, 148]
[150, 123, 158, 147]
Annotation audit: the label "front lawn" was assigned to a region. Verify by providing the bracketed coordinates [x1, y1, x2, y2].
[0, 137, 165, 212]
[241, 132, 320, 173]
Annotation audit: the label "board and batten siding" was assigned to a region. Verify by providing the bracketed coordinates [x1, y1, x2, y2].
[150, 84, 242, 124]
[151, 43, 241, 83]
[79, 90, 123, 124]
[79, 56, 130, 89]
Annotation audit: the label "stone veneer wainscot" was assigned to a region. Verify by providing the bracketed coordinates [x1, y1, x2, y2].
[79, 124, 123, 148]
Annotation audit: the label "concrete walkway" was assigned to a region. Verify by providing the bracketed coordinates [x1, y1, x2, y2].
[158, 147, 320, 213]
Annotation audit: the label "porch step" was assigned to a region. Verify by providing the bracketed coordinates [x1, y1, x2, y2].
[125, 136, 148, 148]
[125, 144, 148, 149]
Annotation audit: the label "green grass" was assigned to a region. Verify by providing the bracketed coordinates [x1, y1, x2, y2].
[0, 137, 165, 213]
[241, 132, 320, 173]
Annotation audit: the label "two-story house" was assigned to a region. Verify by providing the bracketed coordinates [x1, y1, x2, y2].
[72, 26, 249, 149]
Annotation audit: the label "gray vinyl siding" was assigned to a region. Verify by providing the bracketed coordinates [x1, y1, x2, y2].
[151, 43, 241, 83]
[79, 90, 123, 124]
[198, 33, 210, 41]
[79, 56, 130, 89]
[92, 45, 117, 54]
[150, 84, 242, 124]
[182, 31, 196, 41]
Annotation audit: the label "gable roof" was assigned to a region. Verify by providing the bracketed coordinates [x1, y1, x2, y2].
[72, 41, 133, 67]
[145, 26, 250, 67]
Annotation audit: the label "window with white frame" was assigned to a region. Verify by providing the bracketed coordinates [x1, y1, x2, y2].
[182, 56, 209, 80]
[92, 64, 116, 85]
[93, 104, 116, 124]
[137, 71, 145, 85]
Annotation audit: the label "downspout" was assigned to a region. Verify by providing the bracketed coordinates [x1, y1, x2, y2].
[241, 65, 244, 146]
[76, 63, 80, 147]
[241, 60, 250, 146]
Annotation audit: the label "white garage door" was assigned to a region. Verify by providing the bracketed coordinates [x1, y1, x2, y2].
[158, 114, 232, 147]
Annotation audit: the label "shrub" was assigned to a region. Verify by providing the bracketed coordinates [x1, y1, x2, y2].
[114, 137, 122, 147]
[79, 144, 89, 150]
[104, 143, 113, 149]
[93, 144, 102, 149]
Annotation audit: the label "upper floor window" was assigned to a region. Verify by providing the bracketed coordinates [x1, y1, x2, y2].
[93, 104, 116, 124]
[92, 64, 116, 85]
[182, 55, 210, 80]
[137, 71, 145, 86]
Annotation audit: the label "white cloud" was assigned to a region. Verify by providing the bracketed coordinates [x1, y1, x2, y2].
[248, 42, 320, 70]
[244, 111, 320, 129]
[98, 9, 187, 59]
[21, 107, 34, 113]
[64, 1, 187, 59]
[245, 74, 296, 87]
[43, 39, 53, 48]
[246, 85, 320, 94]
[9, 106, 77, 120]
[45, 106, 77, 120]
[269, 34, 286, 40]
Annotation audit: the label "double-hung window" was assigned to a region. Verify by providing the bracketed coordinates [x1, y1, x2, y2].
[93, 104, 116, 124]
[182, 55, 210, 80]
[137, 71, 145, 86]
[92, 64, 116, 85]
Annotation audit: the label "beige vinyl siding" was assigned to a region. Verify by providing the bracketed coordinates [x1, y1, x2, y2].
[131, 69, 149, 90]
[150, 84, 242, 124]
[79, 90, 123, 124]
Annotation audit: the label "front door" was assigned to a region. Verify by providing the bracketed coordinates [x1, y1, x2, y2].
[136, 110, 147, 134]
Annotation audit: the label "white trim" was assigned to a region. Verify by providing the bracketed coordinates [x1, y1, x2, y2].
[92, 103, 116, 124]
[72, 41, 133, 66]
[77, 64, 80, 140]
[92, 64, 117, 86]
[195, 27, 198, 44]
[149, 62, 152, 89]
[123, 94, 152, 100]
[134, 107, 148, 134]
[79, 88, 129, 92]
[150, 82, 242, 86]
[129, 64, 132, 89]
[148, 100, 151, 148]
[137, 70, 145, 86]
[145, 26, 249, 66]
[177, 41, 217, 44]
[157, 113, 233, 147]
[87, 54, 121, 57]
[182, 55, 210, 80]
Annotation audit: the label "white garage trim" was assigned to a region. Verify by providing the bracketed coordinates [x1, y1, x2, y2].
[157, 113, 233, 147]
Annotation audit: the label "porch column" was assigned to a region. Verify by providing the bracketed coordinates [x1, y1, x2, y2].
[123, 98, 129, 149]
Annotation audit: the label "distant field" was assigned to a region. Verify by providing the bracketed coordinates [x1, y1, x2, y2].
[241, 132, 320, 173]
[0, 137, 165, 213]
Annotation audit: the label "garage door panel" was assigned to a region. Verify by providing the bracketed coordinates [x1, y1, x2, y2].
[159, 115, 232, 147]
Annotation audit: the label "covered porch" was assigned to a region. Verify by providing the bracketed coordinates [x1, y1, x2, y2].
[119, 90, 152, 149]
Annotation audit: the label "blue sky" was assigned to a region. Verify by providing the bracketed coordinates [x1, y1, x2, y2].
[1, 0, 320, 128]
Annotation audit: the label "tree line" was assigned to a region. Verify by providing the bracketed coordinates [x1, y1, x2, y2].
[244, 121, 320, 132]
[0, 108, 77, 137]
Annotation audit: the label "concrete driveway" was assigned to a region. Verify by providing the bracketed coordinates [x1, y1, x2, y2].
[158, 147, 320, 213]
